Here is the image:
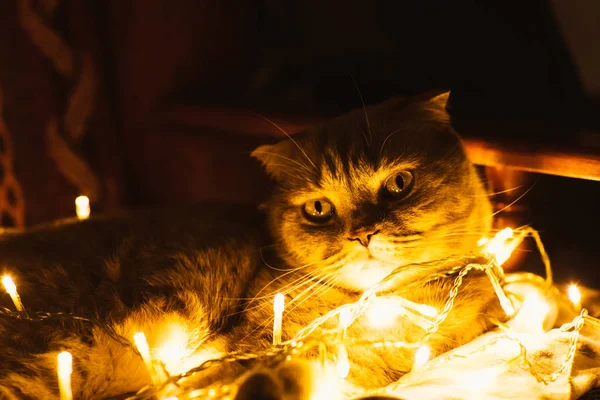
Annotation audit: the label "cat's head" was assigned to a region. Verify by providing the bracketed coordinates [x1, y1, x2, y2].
[252, 92, 492, 291]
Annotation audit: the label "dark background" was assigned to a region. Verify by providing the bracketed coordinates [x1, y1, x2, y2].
[0, 1, 598, 287]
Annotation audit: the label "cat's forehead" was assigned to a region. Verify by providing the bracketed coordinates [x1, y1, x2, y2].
[290, 151, 420, 206]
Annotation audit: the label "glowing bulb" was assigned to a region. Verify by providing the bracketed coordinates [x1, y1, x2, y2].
[2, 275, 25, 313]
[339, 308, 353, 329]
[416, 304, 438, 318]
[366, 296, 437, 330]
[274, 293, 285, 313]
[498, 227, 513, 240]
[273, 293, 285, 346]
[412, 345, 431, 370]
[75, 196, 90, 220]
[133, 332, 165, 384]
[511, 292, 551, 334]
[57, 351, 73, 400]
[366, 298, 398, 329]
[483, 227, 514, 265]
[2, 275, 16, 295]
[336, 344, 350, 379]
[311, 363, 342, 400]
[568, 284, 581, 310]
[155, 323, 188, 374]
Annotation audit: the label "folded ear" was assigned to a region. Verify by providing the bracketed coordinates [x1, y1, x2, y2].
[251, 140, 309, 181]
[416, 91, 451, 123]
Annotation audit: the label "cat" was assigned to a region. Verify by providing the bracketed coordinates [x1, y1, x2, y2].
[0, 92, 503, 399]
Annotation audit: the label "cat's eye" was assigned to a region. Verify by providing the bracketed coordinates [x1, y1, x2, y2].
[302, 199, 335, 222]
[383, 171, 414, 198]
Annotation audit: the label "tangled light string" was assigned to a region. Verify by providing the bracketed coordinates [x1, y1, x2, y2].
[1, 227, 599, 400]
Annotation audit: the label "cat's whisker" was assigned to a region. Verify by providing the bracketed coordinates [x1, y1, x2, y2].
[251, 253, 347, 303]
[242, 272, 313, 308]
[468, 185, 524, 198]
[386, 234, 484, 245]
[379, 128, 402, 156]
[440, 184, 535, 233]
[250, 151, 314, 175]
[249, 163, 311, 181]
[253, 113, 317, 170]
[384, 227, 510, 244]
[349, 72, 372, 147]
[285, 274, 342, 318]
[283, 272, 342, 320]
[244, 269, 337, 338]
[385, 225, 520, 244]
[283, 259, 348, 308]
[239, 259, 344, 315]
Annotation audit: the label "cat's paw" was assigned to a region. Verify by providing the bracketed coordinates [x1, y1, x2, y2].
[234, 360, 315, 400]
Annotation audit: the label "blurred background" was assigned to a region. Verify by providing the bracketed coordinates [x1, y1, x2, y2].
[0, 1, 598, 286]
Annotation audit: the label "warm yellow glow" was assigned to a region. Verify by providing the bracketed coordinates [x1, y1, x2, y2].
[2, 275, 25, 312]
[568, 284, 581, 309]
[511, 292, 551, 334]
[339, 308, 353, 329]
[75, 195, 91, 220]
[366, 296, 436, 329]
[477, 237, 489, 247]
[133, 332, 165, 384]
[150, 320, 222, 376]
[57, 351, 73, 400]
[416, 304, 438, 318]
[335, 344, 350, 379]
[2, 275, 16, 295]
[412, 345, 431, 370]
[311, 364, 342, 400]
[273, 293, 285, 346]
[274, 293, 285, 313]
[366, 298, 399, 329]
[155, 324, 188, 375]
[459, 367, 500, 391]
[483, 227, 514, 265]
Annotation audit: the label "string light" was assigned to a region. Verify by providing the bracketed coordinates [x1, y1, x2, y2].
[4, 226, 598, 400]
[366, 296, 400, 329]
[366, 296, 437, 330]
[484, 267, 515, 317]
[75, 195, 90, 220]
[477, 237, 489, 247]
[482, 227, 513, 265]
[568, 284, 581, 311]
[336, 344, 350, 379]
[2, 275, 27, 315]
[311, 363, 342, 400]
[57, 351, 73, 400]
[511, 292, 551, 334]
[339, 308, 353, 332]
[412, 345, 431, 370]
[335, 308, 353, 379]
[273, 293, 285, 346]
[133, 332, 166, 384]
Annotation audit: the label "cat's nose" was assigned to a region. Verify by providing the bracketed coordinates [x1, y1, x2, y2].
[349, 229, 379, 247]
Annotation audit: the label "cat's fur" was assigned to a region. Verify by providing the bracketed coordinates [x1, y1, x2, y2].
[0, 92, 503, 399]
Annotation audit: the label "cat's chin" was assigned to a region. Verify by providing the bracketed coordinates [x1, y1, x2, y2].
[337, 259, 403, 292]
